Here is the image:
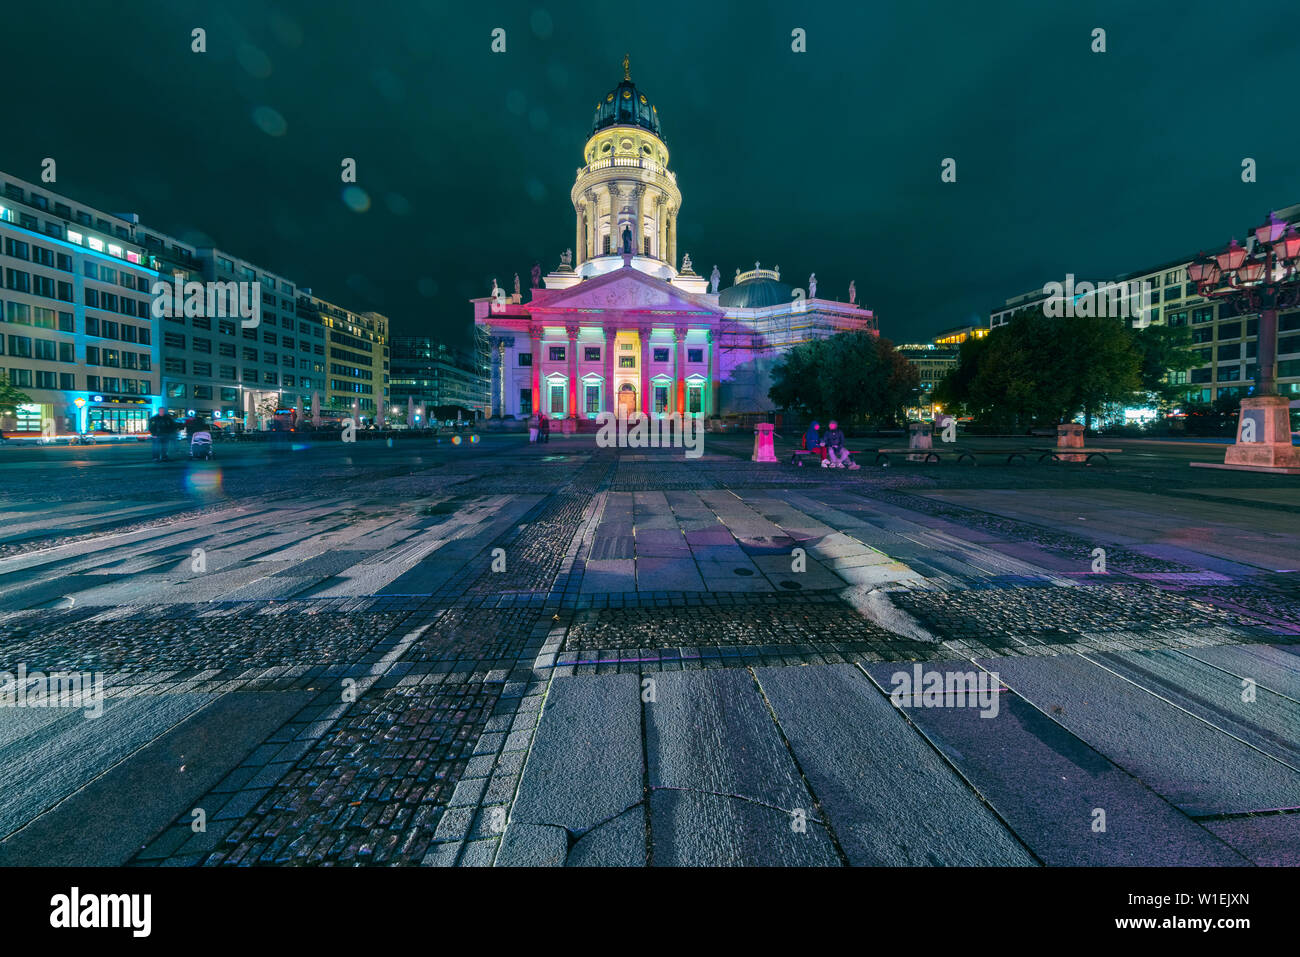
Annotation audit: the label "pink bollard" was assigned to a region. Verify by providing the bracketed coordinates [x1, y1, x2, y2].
[752, 423, 777, 463]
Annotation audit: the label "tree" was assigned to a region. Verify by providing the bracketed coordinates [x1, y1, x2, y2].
[768, 332, 918, 427]
[1131, 324, 1197, 410]
[0, 373, 32, 417]
[935, 307, 1145, 431]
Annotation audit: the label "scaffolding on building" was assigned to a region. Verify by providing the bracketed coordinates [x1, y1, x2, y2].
[472, 323, 493, 418]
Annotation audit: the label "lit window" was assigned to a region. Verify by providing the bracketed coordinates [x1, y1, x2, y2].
[88, 237, 104, 251]
[108, 244, 123, 258]
[67, 230, 83, 244]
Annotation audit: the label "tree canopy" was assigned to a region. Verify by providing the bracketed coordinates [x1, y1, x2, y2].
[768, 331, 918, 426]
[0, 374, 33, 417]
[932, 307, 1172, 430]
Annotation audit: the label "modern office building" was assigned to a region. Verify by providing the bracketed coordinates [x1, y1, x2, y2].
[389, 338, 488, 420]
[897, 343, 959, 419]
[298, 294, 389, 417]
[144, 235, 322, 426]
[0, 173, 161, 436]
[988, 204, 1300, 405]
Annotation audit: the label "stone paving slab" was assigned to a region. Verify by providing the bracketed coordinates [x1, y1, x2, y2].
[646, 669, 818, 814]
[503, 673, 642, 859]
[755, 664, 1037, 865]
[1203, 813, 1300, 866]
[0, 690, 313, 865]
[859, 661, 1249, 866]
[649, 789, 839, 866]
[1090, 648, 1300, 768]
[985, 654, 1300, 817]
[0, 693, 214, 840]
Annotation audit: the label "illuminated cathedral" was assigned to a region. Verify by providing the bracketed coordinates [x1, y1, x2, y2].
[475, 57, 876, 423]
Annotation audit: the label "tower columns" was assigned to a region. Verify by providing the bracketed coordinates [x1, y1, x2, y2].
[575, 209, 585, 268]
[634, 185, 645, 258]
[667, 208, 677, 268]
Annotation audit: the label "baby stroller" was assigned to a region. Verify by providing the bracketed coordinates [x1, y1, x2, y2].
[189, 430, 214, 461]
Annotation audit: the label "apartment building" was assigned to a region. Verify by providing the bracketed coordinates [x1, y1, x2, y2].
[0, 174, 160, 435]
[298, 294, 388, 417]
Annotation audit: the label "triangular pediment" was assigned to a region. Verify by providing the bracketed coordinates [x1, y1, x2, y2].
[531, 266, 722, 316]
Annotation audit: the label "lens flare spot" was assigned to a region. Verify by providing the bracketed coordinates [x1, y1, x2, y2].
[184, 467, 223, 495]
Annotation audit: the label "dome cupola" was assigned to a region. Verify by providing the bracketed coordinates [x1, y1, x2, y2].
[591, 54, 663, 140]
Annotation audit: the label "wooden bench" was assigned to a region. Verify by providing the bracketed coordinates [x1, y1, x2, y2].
[873, 445, 1122, 466]
[789, 446, 874, 467]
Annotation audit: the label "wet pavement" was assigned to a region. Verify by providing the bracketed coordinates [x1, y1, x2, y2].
[0, 432, 1297, 866]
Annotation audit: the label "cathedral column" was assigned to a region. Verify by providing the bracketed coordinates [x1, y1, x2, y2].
[603, 322, 618, 415]
[639, 324, 651, 414]
[675, 324, 688, 414]
[666, 208, 677, 269]
[529, 325, 542, 416]
[634, 185, 645, 258]
[657, 198, 666, 261]
[575, 209, 585, 268]
[586, 192, 599, 260]
[567, 324, 579, 418]
[708, 330, 720, 416]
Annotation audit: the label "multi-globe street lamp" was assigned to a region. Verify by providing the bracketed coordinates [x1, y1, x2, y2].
[1188, 211, 1300, 472]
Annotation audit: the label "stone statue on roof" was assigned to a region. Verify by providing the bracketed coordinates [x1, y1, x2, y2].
[710, 265, 720, 294]
[809, 273, 817, 299]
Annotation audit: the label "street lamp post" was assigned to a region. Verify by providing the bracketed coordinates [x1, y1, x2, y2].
[1188, 211, 1300, 473]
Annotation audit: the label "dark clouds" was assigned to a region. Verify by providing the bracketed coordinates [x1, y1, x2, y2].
[5, 0, 1297, 343]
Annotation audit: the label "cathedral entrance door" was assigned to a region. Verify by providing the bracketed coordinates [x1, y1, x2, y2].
[617, 383, 638, 419]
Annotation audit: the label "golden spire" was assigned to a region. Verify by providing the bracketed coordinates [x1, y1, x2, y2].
[623, 53, 631, 81]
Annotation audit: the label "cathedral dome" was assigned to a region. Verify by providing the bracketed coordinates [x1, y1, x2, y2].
[591, 56, 663, 141]
[718, 267, 793, 309]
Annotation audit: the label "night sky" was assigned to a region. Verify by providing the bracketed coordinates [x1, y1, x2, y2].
[5, 0, 1297, 345]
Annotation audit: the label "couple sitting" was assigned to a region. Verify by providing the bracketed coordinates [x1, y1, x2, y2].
[803, 419, 859, 469]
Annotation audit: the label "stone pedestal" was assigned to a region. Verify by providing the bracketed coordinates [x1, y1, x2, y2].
[1056, 422, 1086, 463]
[1193, 395, 1300, 473]
[751, 423, 777, 463]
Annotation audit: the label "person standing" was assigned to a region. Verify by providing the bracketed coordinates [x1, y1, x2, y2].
[528, 413, 539, 444]
[148, 409, 177, 462]
[538, 414, 550, 444]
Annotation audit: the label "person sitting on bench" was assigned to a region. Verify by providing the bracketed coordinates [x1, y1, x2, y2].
[822, 419, 858, 469]
[803, 420, 826, 462]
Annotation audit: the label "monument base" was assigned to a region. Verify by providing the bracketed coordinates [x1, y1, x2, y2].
[1190, 395, 1300, 474]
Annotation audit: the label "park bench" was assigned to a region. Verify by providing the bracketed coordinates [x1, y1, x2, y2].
[872, 444, 1122, 466]
[788, 435, 874, 467]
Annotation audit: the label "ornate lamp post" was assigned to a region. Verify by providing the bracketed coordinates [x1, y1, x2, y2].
[1188, 211, 1300, 473]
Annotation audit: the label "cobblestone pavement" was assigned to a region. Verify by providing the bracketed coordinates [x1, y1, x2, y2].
[0, 433, 1297, 866]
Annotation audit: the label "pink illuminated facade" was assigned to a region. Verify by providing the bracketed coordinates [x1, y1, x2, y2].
[473, 64, 877, 422]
